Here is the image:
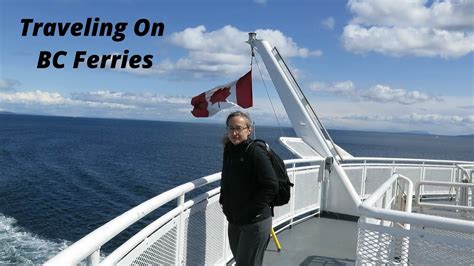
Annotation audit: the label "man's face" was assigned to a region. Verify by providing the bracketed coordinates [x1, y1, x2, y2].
[227, 116, 251, 145]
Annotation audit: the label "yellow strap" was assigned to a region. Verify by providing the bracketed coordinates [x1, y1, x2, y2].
[270, 228, 282, 251]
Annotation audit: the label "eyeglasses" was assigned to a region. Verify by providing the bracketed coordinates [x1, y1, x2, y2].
[226, 126, 248, 133]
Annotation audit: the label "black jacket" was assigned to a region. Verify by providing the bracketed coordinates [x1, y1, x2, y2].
[219, 138, 278, 225]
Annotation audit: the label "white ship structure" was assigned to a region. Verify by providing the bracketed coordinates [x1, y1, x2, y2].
[47, 33, 474, 265]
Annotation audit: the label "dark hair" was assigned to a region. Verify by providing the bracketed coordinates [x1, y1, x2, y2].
[225, 111, 253, 129]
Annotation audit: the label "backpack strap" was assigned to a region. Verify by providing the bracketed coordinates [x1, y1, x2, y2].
[245, 139, 276, 216]
[245, 139, 269, 153]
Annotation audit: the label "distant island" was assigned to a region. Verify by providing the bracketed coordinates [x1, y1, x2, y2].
[0, 110, 15, 114]
[457, 134, 474, 138]
[402, 130, 431, 135]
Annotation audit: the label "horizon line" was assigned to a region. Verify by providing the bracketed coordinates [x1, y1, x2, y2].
[1, 111, 473, 138]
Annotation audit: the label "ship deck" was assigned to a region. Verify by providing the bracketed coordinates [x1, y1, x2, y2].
[264, 216, 358, 266]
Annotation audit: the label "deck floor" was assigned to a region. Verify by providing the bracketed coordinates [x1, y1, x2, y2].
[264, 217, 358, 266]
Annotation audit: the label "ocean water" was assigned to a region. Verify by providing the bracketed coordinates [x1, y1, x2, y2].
[0, 114, 472, 263]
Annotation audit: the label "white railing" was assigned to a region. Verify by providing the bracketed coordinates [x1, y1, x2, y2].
[357, 173, 474, 265]
[45, 173, 222, 265]
[46, 156, 474, 265]
[360, 173, 414, 213]
[455, 163, 474, 182]
[415, 181, 474, 211]
[357, 173, 413, 264]
[341, 158, 471, 198]
[46, 158, 323, 265]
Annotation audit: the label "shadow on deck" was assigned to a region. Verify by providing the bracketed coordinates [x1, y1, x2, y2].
[264, 217, 358, 266]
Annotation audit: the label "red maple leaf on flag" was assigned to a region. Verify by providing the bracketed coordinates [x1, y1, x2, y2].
[210, 87, 231, 104]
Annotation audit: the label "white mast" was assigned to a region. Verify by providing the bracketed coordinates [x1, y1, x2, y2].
[248, 33, 361, 216]
[248, 33, 334, 158]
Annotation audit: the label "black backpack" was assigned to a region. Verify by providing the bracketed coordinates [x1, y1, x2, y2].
[246, 139, 294, 208]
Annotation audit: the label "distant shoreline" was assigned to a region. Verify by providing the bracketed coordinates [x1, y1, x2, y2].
[1, 112, 472, 138]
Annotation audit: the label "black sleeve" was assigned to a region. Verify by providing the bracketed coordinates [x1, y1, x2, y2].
[243, 145, 278, 217]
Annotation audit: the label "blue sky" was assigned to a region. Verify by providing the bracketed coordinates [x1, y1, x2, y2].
[0, 0, 473, 135]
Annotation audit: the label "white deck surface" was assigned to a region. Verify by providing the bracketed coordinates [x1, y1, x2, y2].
[264, 217, 358, 265]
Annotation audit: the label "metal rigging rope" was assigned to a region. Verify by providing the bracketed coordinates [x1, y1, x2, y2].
[252, 48, 286, 139]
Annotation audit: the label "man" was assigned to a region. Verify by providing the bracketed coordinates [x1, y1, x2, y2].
[220, 111, 278, 266]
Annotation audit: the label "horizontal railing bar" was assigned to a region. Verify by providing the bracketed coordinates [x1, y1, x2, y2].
[359, 203, 474, 233]
[361, 174, 474, 233]
[287, 165, 320, 172]
[415, 181, 473, 212]
[417, 181, 474, 187]
[418, 202, 474, 211]
[342, 163, 454, 168]
[284, 158, 324, 165]
[363, 173, 405, 206]
[456, 164, 474, 168]
[345, 157, 471, 164]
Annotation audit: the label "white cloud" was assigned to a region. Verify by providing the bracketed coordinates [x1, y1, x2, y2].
[71, 91, 190, 107]
[342, 113, 473, 126]
[342, 0, 474, 58]
[0, 79, 20, 90]
[361, 85, 437, 105]
[0, 88, 200, 122]
[254, 0, 267, 5]
[310, 80, 355, 96]
[254, 28, 323, 57]
[157, 25, 322, 78]
[309, 81, 438, 104]
[342, 25, 474, 58]
[348, 0, 473, 30]
[0, 90, 71, 105]
[1, 88, 472, 135]
[0, 90, 135, 109]
[106, 25, 322, 78]
[300, 95, 474, 135]
[459, 105, 474, 110]
[322, 17, 335, 30]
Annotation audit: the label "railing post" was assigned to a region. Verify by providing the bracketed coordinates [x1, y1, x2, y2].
[176, 194, 186, 265]
[362, 160, 367, 198]
[319, 160, 330, 213]
[460, 177, 469, 207]
[453, 163, 457, 183]
[469, 169, 473, 207]
[290, 162, 296, 227]
[421, 162, 426, 196]
[86, 249, 100, 266]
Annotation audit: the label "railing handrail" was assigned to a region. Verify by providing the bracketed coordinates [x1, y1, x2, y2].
[103, 187, 222, 265]
[359, 202, 474, 233]
[345, 157, 472, 165]
[45, 172, 222, 265]
[455, 163, 474, 182]
[415, 180, 474, 211]
[362, 173, 413, 209]
[416, 180, 474, 188]
[284, 157, 324, 165]
[360, 176, 474, 234]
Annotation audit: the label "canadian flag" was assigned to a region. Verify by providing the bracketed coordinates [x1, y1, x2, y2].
[191, 70, 253, 117]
